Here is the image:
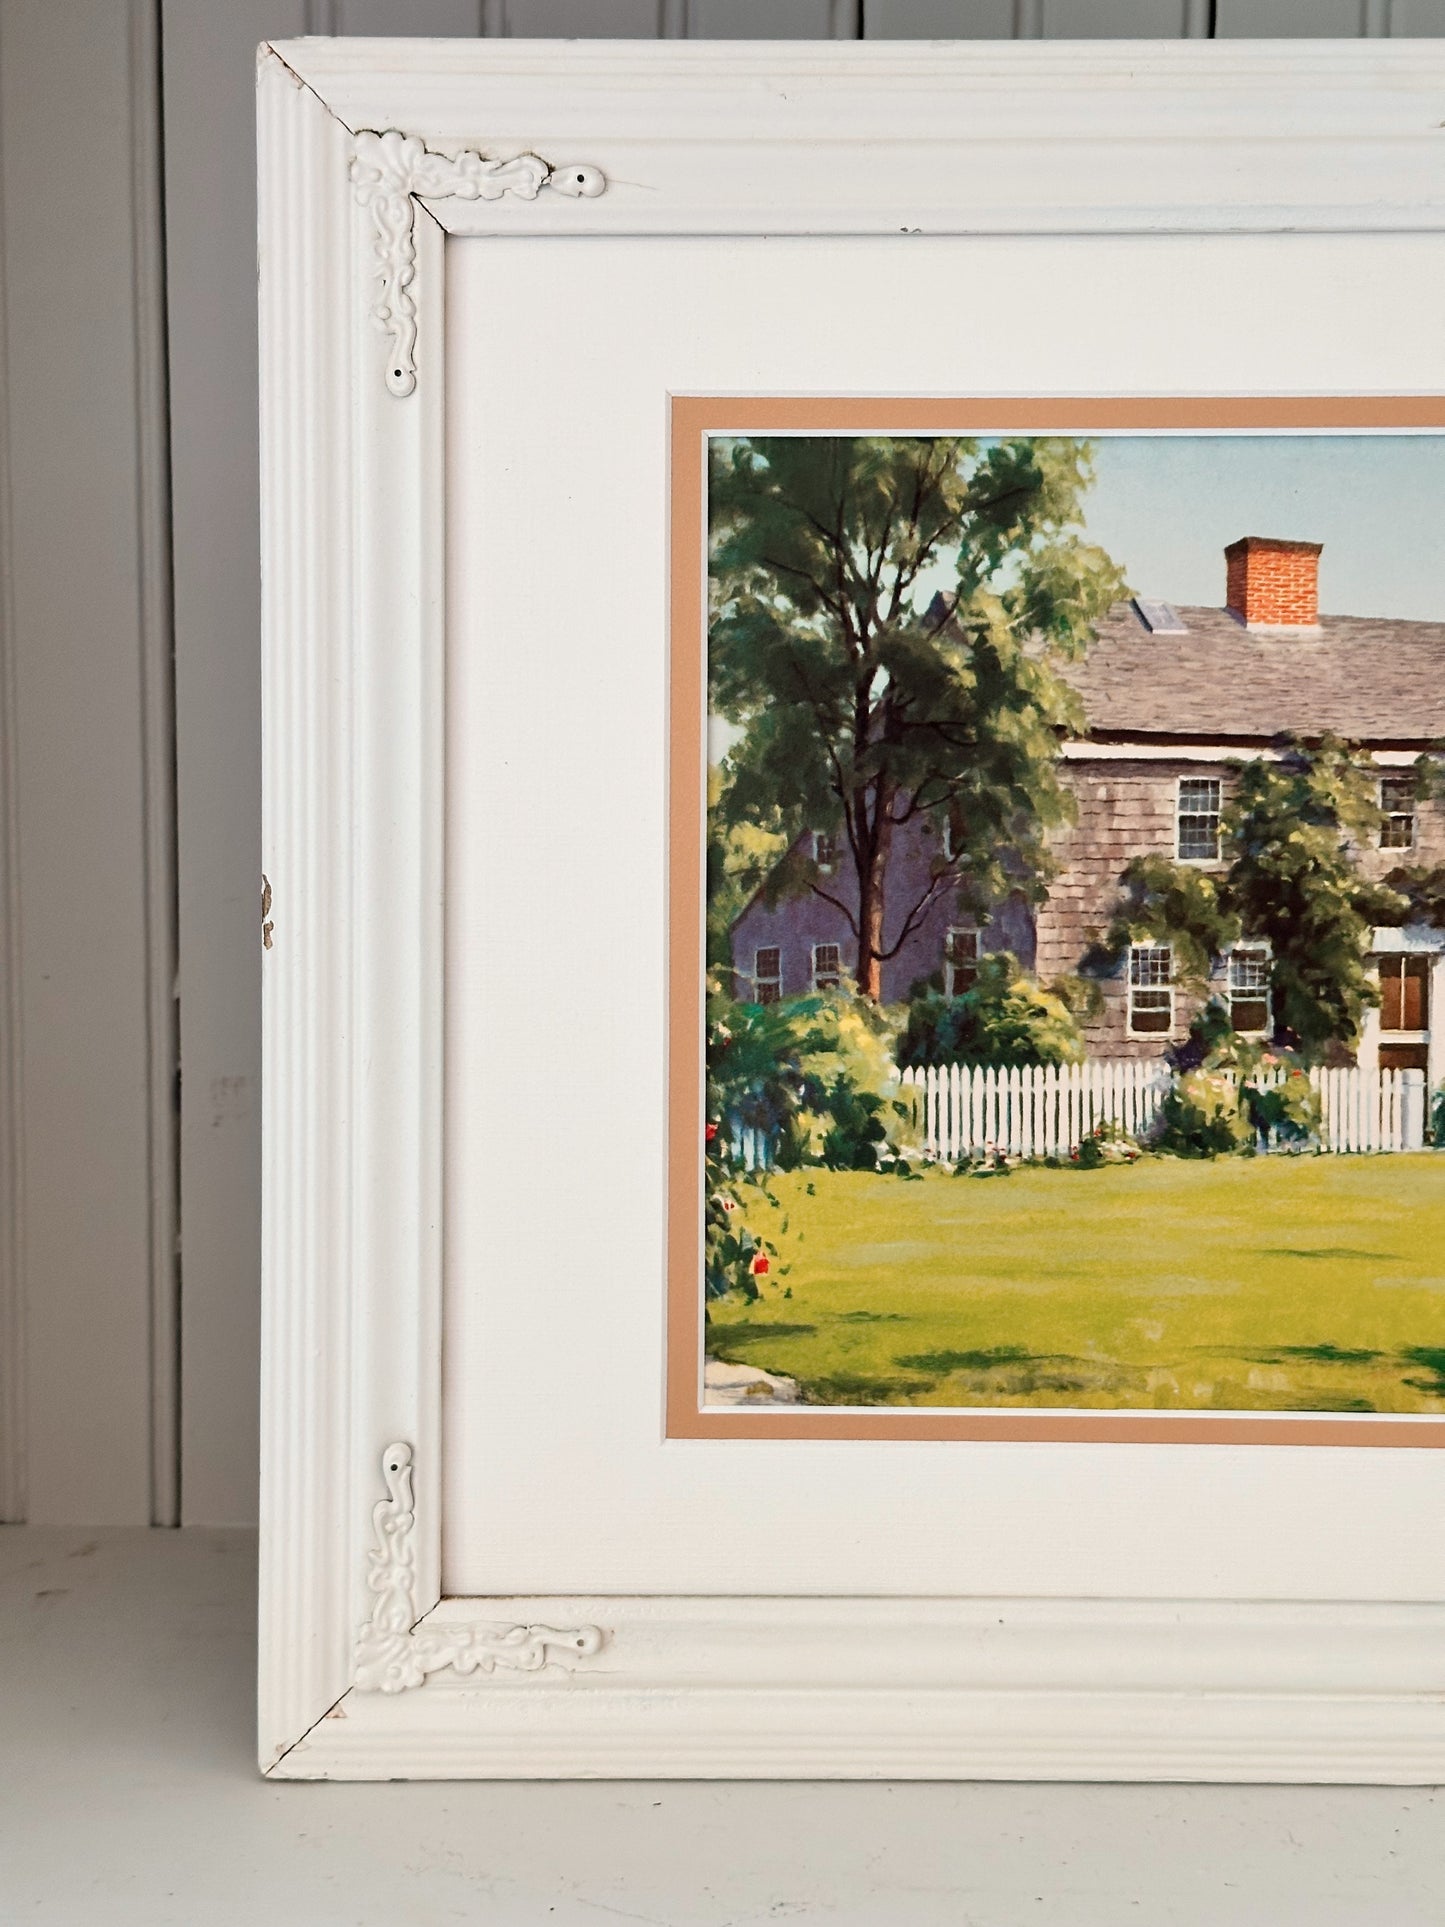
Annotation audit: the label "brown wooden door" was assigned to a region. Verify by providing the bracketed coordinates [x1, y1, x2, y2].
[1379, 955, 1429, 1033]
[1379, 1042, 1429, 1073]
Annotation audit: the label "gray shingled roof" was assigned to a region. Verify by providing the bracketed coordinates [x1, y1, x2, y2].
[1067, 602, 1445, 745]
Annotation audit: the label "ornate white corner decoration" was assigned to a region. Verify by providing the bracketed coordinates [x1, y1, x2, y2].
[353, 1442, 605, 1694]
[350, 129, 606, 396]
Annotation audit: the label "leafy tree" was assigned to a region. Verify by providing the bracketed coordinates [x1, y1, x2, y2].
[1100, 853, 1241, 991]
[1226, 741, 1406, 1049]
[1385, 862, 1445, 926]
[709, 436, 1124, 1000]
[1101, 738, 1409, 1057]
[705, 767, 787, 971]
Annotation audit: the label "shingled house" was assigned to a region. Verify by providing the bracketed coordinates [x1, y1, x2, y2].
[729, 536, 1445, 1082]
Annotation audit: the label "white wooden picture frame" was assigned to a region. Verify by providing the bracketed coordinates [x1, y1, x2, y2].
[259, 36, 1445, 1780]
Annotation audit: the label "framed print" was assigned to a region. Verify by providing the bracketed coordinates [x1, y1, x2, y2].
[259, 37, 1445, 1781]
[669, 398, 1445, 1447]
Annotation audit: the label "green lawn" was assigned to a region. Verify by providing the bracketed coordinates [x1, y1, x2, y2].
[706, 1155, 1445, 1412]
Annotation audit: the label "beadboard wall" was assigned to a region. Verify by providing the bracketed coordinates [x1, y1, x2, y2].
[3, 0, 1444, 1524]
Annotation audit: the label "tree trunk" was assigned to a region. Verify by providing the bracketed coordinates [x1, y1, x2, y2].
[855, 805, 893, 1002]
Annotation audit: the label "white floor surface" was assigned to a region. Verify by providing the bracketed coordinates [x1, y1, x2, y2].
[2, 1525, 1445, 1925]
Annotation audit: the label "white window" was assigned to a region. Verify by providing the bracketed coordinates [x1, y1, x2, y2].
[944, 927, 979, 998]
[1380, 775, 1417, 850]
[753, 946, 782, 1004]
[1129, 944, 1174, 1035]
[1177, 777, 1222, 862]
[812, 830, 838, 874]
[811, 942, 842, 991]
[1228, 944, 1271, 1036]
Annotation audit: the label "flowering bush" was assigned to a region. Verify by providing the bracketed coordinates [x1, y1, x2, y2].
[1239, 1057, 1322, 1148]
[704, 1132, 780, 1302]
[1152, 1069, 1253, 1159]
[1071, 1119, 1142, 1169]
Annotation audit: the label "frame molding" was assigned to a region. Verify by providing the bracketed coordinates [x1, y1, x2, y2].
[353, 1443, 604, 1694]
[349, 130, 605, 396]
[259, 37, 1445, 1780]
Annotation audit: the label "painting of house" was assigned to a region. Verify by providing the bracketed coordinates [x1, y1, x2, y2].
[699, 426, 1445, 1425]
[729, 534, 1445, 1086]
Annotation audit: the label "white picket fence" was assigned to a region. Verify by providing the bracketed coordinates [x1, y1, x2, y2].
[1308, 1065, 1428, 1154]
[898, 1060, 1432, 1161]
[900, 1060, 1171, 1162]
[727, 1124, 775, 1173]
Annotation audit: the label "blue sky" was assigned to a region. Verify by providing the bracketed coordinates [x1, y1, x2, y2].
[1076, 434, 1445, 620]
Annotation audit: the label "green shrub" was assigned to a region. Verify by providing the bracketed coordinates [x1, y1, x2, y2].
[818, 1079, 895, 1171]
[706, 982, 909, 1175]
[1152, 1069, 1254, 1159]
[706, 987, 830, 1142]
[896, 952, 1085, 1069]
[1240, 1061, 1322, 1147]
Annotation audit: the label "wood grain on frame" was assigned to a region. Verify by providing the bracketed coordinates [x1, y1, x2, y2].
[667, 393, 1445, 1446]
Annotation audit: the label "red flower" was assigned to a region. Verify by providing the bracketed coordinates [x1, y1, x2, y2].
[705, 1122, 718, 1142]
[750, 1254, 770, 1276]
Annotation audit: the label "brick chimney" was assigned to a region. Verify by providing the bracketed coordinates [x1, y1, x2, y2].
[1224, 536, 1323, 633]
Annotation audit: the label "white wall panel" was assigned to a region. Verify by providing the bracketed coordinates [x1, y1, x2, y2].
[1042, 0, 1205, 34]
[687, 0, 856, 35]
[162, 0, 307, 1526]
[1216, 0, 1368, 33]
[330, 0, 484, 32]
[863, 0, 1015, 35]
[0, 4, 20, 1523]
[0, 0, 173, 1524]
[498, 0, 665, 31]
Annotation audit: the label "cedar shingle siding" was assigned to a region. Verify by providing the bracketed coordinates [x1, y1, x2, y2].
[1036, 760, 1228, 1059]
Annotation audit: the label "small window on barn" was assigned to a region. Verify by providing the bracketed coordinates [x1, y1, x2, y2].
[1379, 954, 1429, 1033]
[1380, 775, 1417, 850]
[1177, 778, 1222, 862]
[812, 830, 838, 874]
[945, 927, 979, 999]
[1228, 944, 1272, 1037]
[812, 942, 842, 991]
[753, 946, 782, 1005]
[1129, 945, 1174, 1034]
